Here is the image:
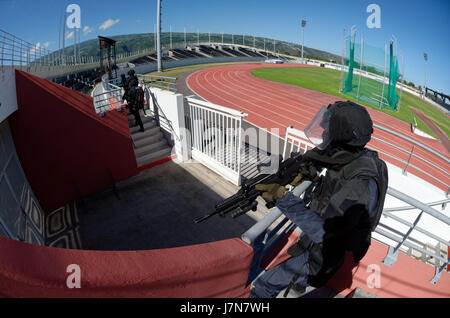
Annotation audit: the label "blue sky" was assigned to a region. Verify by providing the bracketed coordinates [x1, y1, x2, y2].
[1, 0, 449, 94]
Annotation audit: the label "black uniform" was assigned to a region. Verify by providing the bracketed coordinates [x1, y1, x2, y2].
[123, 71, 144, 132]
[250, 101, 389, 298]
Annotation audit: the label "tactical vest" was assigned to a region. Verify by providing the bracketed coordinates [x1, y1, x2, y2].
[307, 149, 388, 230]
[126, 86, 144, 111]
[288, 148, 388, 287]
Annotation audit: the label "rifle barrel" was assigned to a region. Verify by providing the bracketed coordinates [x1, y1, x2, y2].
[194, 213, 216, 224]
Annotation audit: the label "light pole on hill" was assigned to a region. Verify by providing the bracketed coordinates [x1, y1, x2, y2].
[424, 53, 428, 98]
[156, 0, 162, 72]
[301, 19, 307, 64]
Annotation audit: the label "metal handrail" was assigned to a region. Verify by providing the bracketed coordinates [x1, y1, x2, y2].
[0, 29, 53, 67]
[186, 96, 248, 117]
[386, 187, 449, 224]
[371, 135, 449, 178]
[373, 123, 449, 164]
[384, 198, 449, 212]
[366, 123, 450, 192]
[367, 145, 449, 190]
[139, 74, 177, 93]
[93, 82, 124, 115]
[242, 180, 313, 245]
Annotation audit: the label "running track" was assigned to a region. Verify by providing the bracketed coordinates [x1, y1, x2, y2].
[187, 64, 449, 192]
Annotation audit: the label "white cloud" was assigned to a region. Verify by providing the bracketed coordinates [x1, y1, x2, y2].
[66, 31, 74, 40]
[99, 18, 120, 31]
[83, 26, 93, 36]
[44, 41, 51, 48]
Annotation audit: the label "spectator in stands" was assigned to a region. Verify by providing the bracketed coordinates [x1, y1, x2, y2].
[249, 101, 388, 298]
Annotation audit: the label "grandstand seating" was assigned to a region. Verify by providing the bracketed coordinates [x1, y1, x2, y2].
[172, 48, 196, 58]
[184, 49, 205, 58]
[198, 45, 227, 57]
[52, 68, 101, 94]
[52, 44, 300, 95]
[238, 47, 265, 57]
[170, 49, 191, 59]
[221, 47, 246, 57]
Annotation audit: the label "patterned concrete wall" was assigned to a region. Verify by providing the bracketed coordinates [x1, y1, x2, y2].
[0, 120, 45, 245]
[0, 120, 82, 249]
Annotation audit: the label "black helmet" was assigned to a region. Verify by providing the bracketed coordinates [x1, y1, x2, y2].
[128, 69, 135, 76]
[327, 101, 373, 147]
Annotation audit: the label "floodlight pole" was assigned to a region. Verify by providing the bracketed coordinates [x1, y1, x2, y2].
[339, 28, 346, 93]
[380, 42, 388, 108]
[356, 34, 364, 99]
[424, 53, 428, 98]
[301, 19, 307, 63]
[73, 28, 77, 64]
[154, 24, 157, 51]
[156, 0, 162, 72]
[58, 11, 62, 65]
[78, 28, 81, 64]
[398, 53, 405, 112]
[170, 25, 172, 49]
[62, 13, 66, 65]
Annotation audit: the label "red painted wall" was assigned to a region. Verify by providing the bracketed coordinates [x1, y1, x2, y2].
[9, 70, 138, 212]
[0, 236, 253, 298]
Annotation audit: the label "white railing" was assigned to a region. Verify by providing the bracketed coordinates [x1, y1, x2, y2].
[185, 97, 247, 186]
[139, 74, 177, 93]
[0, 29, 100, 68]
[369, 123, 449, 193]
[282, 126, 316, 158]
[93, 81, 124, 115]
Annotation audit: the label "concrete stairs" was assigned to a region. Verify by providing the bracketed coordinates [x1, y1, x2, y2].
[127, 110, 173, 168]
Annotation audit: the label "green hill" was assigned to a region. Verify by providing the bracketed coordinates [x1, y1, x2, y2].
[56, 32, 342, 63]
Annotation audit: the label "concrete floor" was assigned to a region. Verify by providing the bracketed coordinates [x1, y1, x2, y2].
[77, 158, 271, 251]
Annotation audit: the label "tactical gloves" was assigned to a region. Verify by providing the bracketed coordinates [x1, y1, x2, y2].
[255, 184, 288, 203]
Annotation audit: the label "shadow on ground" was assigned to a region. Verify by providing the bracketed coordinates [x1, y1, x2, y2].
[77, 160, 257, 251]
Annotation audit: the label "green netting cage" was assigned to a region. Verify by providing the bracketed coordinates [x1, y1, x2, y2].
[339, 29, 404, 111]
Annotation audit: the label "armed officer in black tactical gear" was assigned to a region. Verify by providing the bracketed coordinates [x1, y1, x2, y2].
[122, 69, 145, 132]
[250, 101, 388, 298]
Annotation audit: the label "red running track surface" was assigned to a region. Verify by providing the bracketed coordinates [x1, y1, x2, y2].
[187, 64, 449, 192]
